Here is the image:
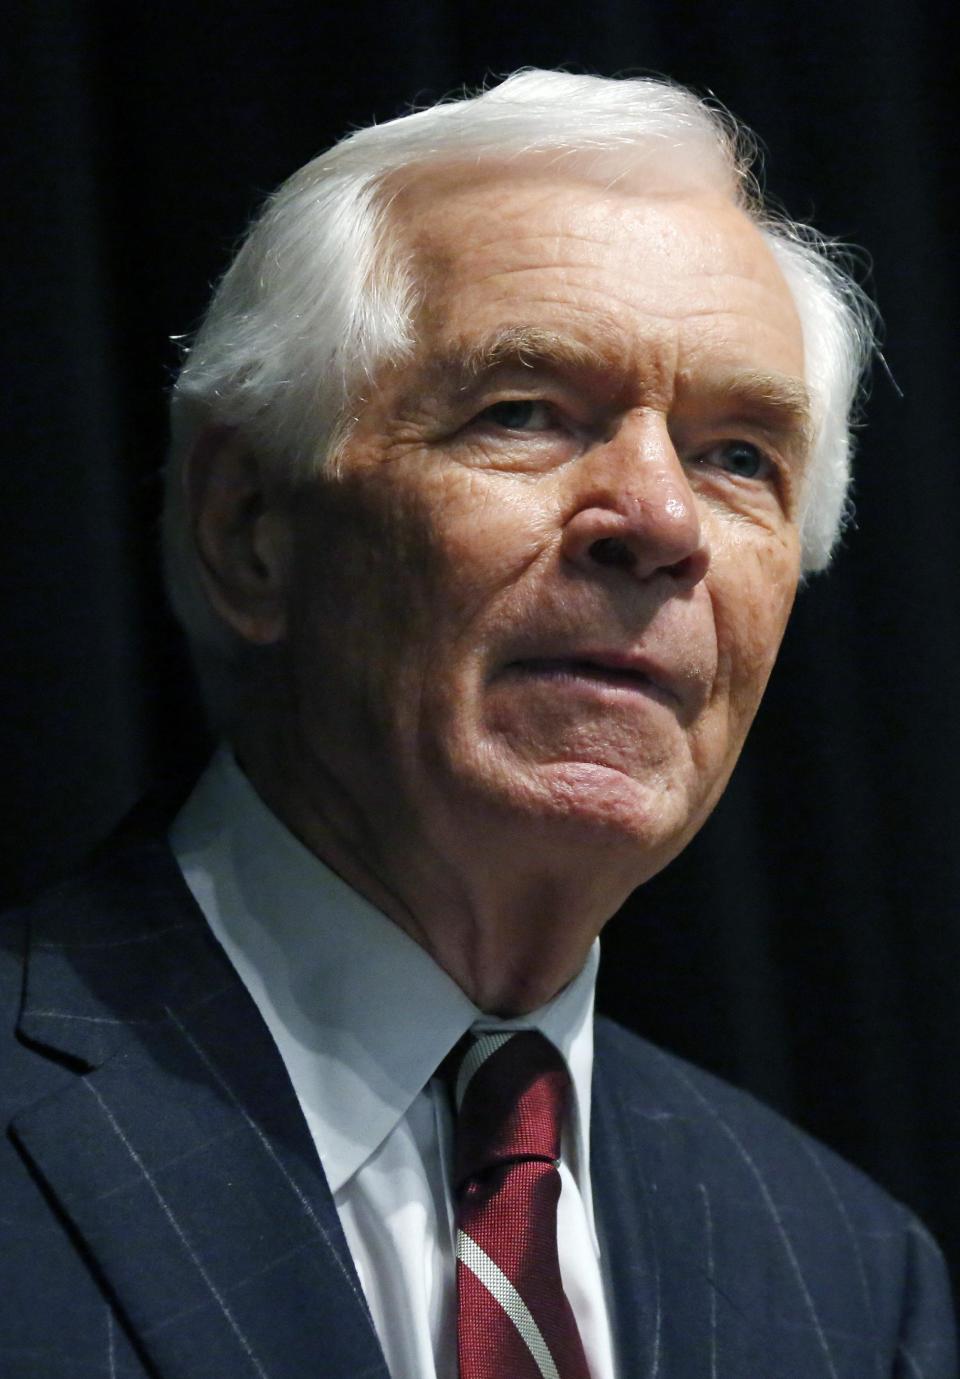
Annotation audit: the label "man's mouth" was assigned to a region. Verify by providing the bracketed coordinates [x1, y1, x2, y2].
[505, 655, 679, 705]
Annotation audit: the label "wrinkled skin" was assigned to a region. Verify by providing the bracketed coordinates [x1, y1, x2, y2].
[206, 168, 809, 1013]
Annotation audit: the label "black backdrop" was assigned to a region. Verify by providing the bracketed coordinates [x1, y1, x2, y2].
[5, 0, 959, 1299]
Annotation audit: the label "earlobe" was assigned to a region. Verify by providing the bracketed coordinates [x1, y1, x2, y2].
[186, 427, 291, 645]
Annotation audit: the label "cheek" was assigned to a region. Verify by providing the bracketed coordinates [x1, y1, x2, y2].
[287, 469, 546, 713]
[708, 530, 800, 735]
[291, 479, 440, 631]
[282, 490, 433, 745]
[429, 475, 556, 604]
[379, 474, 561, 688]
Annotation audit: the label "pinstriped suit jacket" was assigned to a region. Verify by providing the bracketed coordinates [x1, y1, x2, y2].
[1, 833, 955, 1378]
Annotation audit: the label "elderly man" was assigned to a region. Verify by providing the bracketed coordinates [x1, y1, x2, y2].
[1, 71, 954, 1379]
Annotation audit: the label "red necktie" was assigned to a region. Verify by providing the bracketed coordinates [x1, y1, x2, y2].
[451, 1030, 592, 1379]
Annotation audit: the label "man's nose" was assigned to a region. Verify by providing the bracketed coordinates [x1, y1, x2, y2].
[560, 414, 710, 589]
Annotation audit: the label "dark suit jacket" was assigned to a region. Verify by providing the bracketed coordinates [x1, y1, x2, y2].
[1, 834, 955, 1378]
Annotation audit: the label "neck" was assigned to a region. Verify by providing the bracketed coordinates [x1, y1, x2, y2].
[230, 732, 629, 1015]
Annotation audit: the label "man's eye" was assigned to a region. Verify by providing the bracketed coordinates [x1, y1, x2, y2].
[478, 400, 557, 432]
[697, 441, 773, 481]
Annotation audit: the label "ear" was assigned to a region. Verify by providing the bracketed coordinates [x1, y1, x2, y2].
[185, 427, 292, 645]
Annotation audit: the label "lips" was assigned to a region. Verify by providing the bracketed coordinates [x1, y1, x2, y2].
[505, 653, 681, 706]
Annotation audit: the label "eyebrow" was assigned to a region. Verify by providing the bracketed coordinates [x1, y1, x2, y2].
[705, 369, 815, 449]
[430, 326, 614, 392]
[420, 326, 816, 451]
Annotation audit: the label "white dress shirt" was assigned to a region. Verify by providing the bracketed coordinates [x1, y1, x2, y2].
[170, 748, 617, 1379]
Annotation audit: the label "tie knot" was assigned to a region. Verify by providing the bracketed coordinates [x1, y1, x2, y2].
[450, 1030, 570, 1189]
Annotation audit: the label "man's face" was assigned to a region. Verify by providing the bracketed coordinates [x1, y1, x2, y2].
[278, 169, 808, 887]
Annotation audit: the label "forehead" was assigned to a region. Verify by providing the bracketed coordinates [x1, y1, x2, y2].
[395, 166, 805, 397]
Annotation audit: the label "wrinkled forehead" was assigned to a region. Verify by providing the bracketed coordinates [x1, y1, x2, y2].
[386, 163, 806, 397]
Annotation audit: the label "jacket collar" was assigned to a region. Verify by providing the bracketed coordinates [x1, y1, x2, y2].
[12, 835, 390, 1379]
[17, 834, 234, 1066]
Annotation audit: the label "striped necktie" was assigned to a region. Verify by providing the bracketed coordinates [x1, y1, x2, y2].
[450, 1030, 592, 1379]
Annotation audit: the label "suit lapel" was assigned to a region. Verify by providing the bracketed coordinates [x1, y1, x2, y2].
[592, 1054, 672, 1377]
[12, 839, 389, 1379]
[592, 1020, 792, 1379]
[594, 1060, 735, 1379]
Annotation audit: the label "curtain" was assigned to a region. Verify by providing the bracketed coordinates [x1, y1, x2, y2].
[5, 0, 957, 1296]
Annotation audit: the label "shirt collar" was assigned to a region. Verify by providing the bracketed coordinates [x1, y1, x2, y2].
[170, 748, 599, 1221]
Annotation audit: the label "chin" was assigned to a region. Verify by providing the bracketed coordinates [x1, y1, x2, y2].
[469, 755, 702, 875]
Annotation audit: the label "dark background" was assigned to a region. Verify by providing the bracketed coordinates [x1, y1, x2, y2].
[5, 0, 959, 1298]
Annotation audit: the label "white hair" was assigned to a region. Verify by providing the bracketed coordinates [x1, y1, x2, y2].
[165, 68, 875, 693]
